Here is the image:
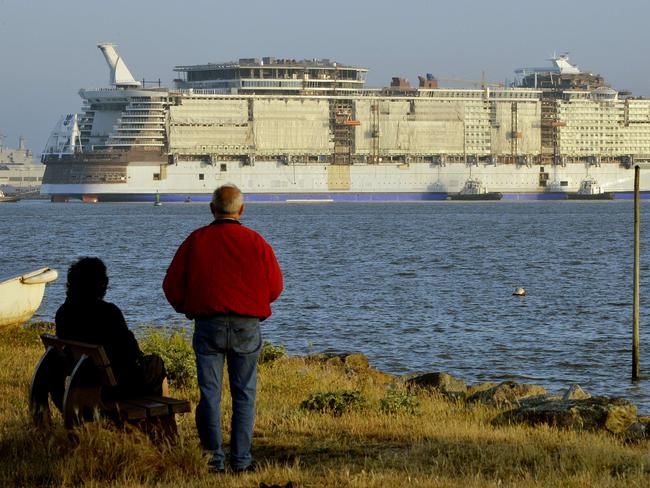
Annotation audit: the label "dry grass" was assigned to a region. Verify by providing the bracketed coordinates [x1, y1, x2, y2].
[1, 324, 650, 487]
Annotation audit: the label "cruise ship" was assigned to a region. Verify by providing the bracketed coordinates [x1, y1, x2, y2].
[41, 44, 650, 202]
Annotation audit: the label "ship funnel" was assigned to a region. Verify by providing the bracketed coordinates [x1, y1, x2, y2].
[97, 43, 141, 88]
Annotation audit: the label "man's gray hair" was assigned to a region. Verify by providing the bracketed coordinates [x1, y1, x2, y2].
[211, 183, 244, 214]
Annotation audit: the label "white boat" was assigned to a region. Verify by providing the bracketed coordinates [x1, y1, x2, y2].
[567, 177, 614, 200]
[0, 190, 21, 203]
[0, 268, 58, 327]
[449, 178, 503, 200]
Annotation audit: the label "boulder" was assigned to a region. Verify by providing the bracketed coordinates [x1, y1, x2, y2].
[494, 396, 637, 434]
[561, 384, 591, 400]
[339, 353, 370, 371]
[467, 382, 499, 396]
[625, 421, 649, 442]
[306, 351, 395, 384]
[307, 352, 369, 370]
[406, 372, 467, 399]
[467, 381, 547, 406]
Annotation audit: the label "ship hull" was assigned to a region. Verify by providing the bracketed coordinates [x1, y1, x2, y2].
[41, 160, 650, 202]
[41, 190, 650, 203]
[567, 192, 615, 200]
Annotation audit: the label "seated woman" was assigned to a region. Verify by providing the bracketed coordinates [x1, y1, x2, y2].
[55, 257, 168, 398]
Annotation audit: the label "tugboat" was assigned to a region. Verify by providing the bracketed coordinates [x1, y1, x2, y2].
[567, 177, 613, 200]
[449, 178, 503, 201]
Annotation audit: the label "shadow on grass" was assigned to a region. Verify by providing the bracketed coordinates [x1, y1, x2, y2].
[0, 419, 204, 487]
[252, 431, 650, 482]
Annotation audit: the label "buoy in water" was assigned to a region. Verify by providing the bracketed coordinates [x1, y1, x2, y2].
[513, 287, 526, 296]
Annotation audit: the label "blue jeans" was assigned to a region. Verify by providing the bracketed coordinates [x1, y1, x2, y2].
[193, 316, 261, 470]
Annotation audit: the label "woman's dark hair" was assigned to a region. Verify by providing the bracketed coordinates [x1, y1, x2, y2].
[66, 257, 109, 300]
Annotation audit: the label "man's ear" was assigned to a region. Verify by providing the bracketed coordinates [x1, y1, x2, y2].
[239, 203, 245, 216]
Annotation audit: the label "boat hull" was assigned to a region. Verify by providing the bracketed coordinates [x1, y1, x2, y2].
[449, 192, 503, 201]
[0, 268, 58, 328]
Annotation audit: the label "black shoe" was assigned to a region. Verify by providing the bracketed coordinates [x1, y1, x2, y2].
[208, 462, 225, 474]
[232, 461, 257, 473]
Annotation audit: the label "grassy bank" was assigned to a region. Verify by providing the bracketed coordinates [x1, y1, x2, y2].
[2, 324, 650, 487]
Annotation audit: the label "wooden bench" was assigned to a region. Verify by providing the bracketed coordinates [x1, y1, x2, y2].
[29, 334, 190, 437]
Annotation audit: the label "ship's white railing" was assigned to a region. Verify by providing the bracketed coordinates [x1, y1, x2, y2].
[80, 85, 545, 101]
[80, 87, 169, 95]
[171, 87, 543, 100]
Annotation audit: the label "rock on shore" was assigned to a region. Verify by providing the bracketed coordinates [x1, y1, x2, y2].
[307, 355, 644, 436]
[466, 381, 547, 406]
[406, 372, 467, 399]
[494, 396, 638, 434]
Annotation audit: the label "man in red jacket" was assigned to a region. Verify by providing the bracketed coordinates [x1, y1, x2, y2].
[163, 184, 282, 473]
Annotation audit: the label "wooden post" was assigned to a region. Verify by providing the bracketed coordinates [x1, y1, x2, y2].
[633, 165, 641, 381]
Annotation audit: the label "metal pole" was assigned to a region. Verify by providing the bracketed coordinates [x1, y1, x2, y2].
[633, 165, 641, 381]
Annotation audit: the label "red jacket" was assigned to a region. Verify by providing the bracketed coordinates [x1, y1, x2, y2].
[163, 220, 283, 320]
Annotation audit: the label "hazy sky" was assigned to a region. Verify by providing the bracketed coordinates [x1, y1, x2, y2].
[1, 0, 650, 156]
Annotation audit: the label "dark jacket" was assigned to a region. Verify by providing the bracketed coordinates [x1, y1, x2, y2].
[55, 298, 144, 389]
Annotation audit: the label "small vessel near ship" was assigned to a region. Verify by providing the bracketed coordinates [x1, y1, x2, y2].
[567, 177, 614, 200]
[0, 190, 21, 203]
[448, 178, 503, 201]
[0, 135, 44, 198]
[40, 45, 650, 202]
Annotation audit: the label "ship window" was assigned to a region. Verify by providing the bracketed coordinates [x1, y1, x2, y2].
[153, 173, 161, 181]
[220, 164, 227, 172]
[199, 173, 205, 180]
[560, 181, 568, 186]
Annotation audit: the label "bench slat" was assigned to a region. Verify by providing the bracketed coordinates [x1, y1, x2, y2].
[42, 335, 111, 367]
[142, 396, 192, 414]
[120, 398, 170, 417]
[104, 400, 148, 420]
[41, 334, 116, 386]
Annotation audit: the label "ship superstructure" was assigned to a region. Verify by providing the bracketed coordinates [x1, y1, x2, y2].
[41, 46, 650, 202]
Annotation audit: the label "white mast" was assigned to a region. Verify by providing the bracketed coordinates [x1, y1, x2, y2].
[97, 43, 141, 88]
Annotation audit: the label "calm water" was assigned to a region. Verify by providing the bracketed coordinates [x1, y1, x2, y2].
[2, 200, 650, 411]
